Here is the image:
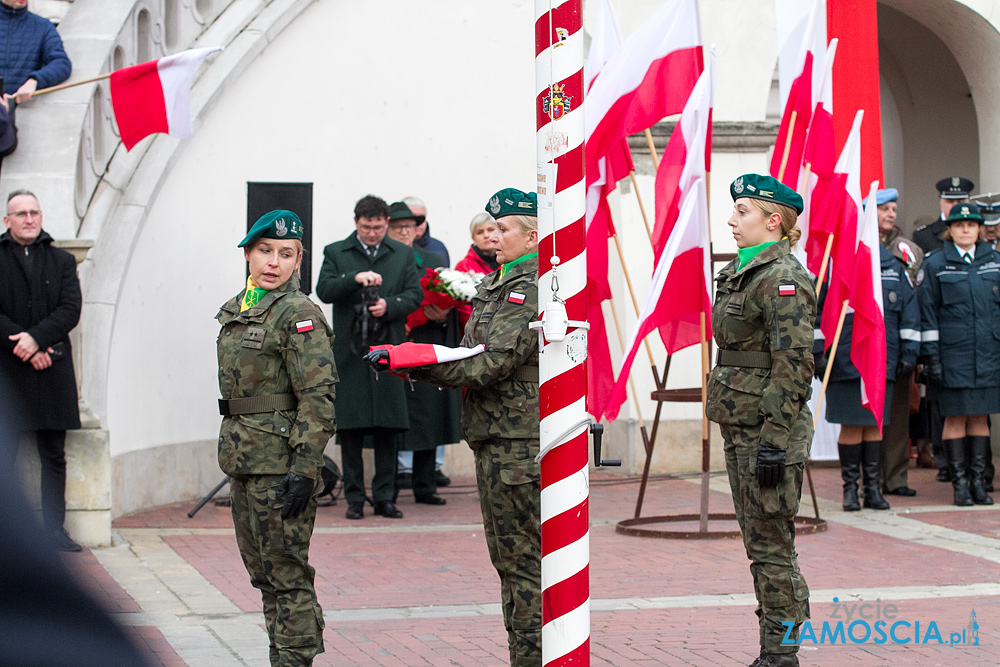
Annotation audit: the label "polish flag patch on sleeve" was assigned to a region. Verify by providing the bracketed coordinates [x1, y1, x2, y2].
[508, 291, 526, 305]
[778, 284, 796, 296]
[295, 320, 315, 333]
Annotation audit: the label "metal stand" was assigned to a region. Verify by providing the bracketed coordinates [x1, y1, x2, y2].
[188, 477, 229, 518]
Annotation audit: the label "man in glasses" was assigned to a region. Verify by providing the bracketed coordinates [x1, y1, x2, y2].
[0, 189, 83, 551]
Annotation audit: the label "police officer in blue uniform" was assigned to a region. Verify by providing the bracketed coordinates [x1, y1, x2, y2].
[816, 245, 920, 510]
[918, 203, 1000, 506]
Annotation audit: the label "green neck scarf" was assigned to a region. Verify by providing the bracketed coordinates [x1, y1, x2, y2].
[240, 276, 270, 312]
[737, 240, 779, 271]
[500, 251, 537, 278]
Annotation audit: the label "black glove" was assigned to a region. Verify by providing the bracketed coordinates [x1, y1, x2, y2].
[923, 355, 943, 386]
[813, 351, 828, 381]
[278, 472, 314, 520]
[755, 444, 786, 488]
[895, 358, 916, 383]
[364, 348, 390, 372]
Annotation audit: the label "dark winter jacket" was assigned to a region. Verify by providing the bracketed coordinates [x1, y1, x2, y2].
[415, 223, 450, 266]
[816, 245, 920, 382]
[0, 229, 81, 430]
[0, 3, 71, 94]
[918, 241, 1000, 389]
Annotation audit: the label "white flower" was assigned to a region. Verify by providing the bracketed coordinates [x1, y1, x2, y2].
[435, 268, 482, 301]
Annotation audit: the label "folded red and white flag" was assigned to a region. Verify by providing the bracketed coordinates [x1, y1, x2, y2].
[371, 343, 485, 369]
[110, 46, 223, 151]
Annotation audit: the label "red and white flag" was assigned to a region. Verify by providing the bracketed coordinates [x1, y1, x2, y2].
[110, 46, 223, 151]
[769, 2, 818, 190]
[652, 50, 713, 259]
[850, 181, 887, 431]
[370, 343, 485, 369]
[584, 0, 702, 176]
[604, 176, 711, 422]
[814, 110, 864, 348]
[793, 38, 838, 269]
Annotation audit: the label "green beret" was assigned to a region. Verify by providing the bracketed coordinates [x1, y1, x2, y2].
[947, 202, 983, 224]
[730, 173, 804, 215]
[388, 201, 425, 224]
[238, 210, 303, 247]
[486, 188, 537, 218]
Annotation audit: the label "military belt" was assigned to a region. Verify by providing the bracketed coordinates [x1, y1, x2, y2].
[512, 365, 539, 383]
[219, 394, 297, 416]
[716, 349, 772, 369]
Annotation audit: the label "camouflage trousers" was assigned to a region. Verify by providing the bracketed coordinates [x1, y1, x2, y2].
[722, 425, 810, 655]
[230, 474, 325, 667]
[473, 438, 542, 667]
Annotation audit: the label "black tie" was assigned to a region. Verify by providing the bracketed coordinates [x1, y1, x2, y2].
[366, 244, 377, 259]
[964, 252, 973, 264]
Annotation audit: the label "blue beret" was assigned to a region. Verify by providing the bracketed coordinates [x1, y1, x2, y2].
[730, 173, 803, 215]
[238, 210, 303, 247]
[863, 188, 898, 208]
[486, 188, 537, 218]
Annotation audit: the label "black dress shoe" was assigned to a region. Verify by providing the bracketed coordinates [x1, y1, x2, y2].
[373, 501, 404, 518]
[345, 503, 364, 520]
[396, 472, 413, 490]
[52, 529, 83, 552]
[415, 494, 447, 506]
[434, 470, 451, 487]
[885, 486, 917, 496]
[936, 468, 952, 482]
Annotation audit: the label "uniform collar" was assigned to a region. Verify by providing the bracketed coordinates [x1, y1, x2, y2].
[943, 241, 991, 265]
[725, 238, 790, 277]
[223, 273, 300, 316]
[486, 253, 537, 288]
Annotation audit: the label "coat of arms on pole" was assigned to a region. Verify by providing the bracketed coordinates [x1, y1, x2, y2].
[542, 83, 572, 120]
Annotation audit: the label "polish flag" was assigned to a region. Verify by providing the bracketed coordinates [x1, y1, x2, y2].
[604, 176, 711, 422]
[769, 43, 812, 189]
[110, 47, 223, 151]
[794, 38, 838, 271]
[814, 110, 864, 347]
[370, 343, 485, 369]
[584, 0, 703, 177]
[850, 181, 887, 431]
[652, 50, 713, 259]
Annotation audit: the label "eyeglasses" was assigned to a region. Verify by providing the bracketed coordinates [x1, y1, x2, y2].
[8, 209, 41, 220]
[358, 224, 387, 233]
[389, 224, 417, 233]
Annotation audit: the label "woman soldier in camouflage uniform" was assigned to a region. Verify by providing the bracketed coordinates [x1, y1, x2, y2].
[367, 188, 541, 666]
[216, 210, 338, 667]
[706, 175, 815, 667]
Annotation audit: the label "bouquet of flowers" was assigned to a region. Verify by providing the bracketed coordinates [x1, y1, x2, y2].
[406, 267, 482, 332]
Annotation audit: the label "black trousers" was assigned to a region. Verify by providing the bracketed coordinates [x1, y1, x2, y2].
[339, 428, 398, 505]
[1, 429, 69, 532]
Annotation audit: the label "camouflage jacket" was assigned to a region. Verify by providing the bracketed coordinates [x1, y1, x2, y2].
[881, 225, 923, 282]
[706, 240, 815, 462]
[216, 275, 338, 477]
[409, 256, 539, 446]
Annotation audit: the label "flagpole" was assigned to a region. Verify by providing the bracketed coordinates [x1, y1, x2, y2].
[627, 171, 655, 245]
[535, 3, 589, 664]
[813, 299, 850, 428]
[699, 169, 712, 533]
[644, 129, 660, 168]
[814, 234, 835, 292]
[776, 110, 797, 182]
[31, 72, 113, 97]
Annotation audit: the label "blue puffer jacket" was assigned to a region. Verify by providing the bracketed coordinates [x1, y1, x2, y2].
[0, 3, 70, 94]
[816, 244, 921, 382]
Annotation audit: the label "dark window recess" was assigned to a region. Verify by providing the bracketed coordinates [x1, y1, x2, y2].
[247, 182, 314, 295]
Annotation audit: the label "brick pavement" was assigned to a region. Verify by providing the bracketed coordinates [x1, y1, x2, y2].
[55, 464, 1000, 666]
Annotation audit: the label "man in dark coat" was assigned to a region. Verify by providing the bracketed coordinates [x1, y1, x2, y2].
[0, 189, 82, 551]
[316, 195, 422, 520]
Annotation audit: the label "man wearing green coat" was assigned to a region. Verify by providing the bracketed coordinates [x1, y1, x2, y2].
[316, 195, 423, 520]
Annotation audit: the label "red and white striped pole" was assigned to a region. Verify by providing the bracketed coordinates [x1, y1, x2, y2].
[534, 1, 589, 665]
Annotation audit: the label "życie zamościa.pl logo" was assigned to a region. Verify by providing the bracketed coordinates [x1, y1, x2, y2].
[782, 598, 981, 647]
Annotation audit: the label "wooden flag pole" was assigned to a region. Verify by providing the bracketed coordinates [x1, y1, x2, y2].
[627, 171, 655, 245]
[814, 234, 835, 292]
[613, 233, 657, 368]
[776, 110, 797, 182]
[644, 129, 660, 169]
[32, 72, 113, 97]
[813, 299, 850, 428]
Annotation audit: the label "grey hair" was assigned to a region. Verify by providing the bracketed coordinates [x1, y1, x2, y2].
[469, 212, 495, 236]
[7, 189, 37, 204]
[402, 196, 425, 210]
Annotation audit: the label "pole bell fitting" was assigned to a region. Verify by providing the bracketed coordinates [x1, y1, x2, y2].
[529, 300, 589, 343]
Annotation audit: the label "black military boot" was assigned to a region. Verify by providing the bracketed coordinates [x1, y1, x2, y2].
[861, 441, 890, 510]
[749, 650, 799, 667]
[838, 443, 862, 511]
[968, 436, 994, 505]
[945, 437, 973, 506]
